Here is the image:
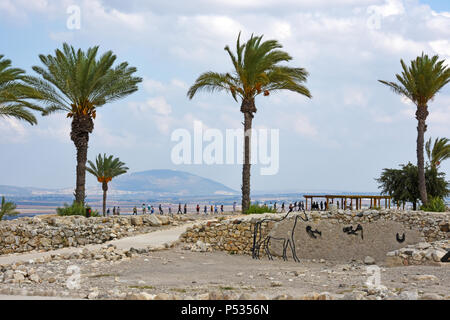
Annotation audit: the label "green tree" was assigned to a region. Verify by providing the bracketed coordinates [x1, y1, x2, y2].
[0, 55, 42, 125]
[26, 44, 142, 205]
[379, 53, 450, 205]
[187, 33, 311, 212]
[0, 196, 20, 220]
[425, 137, 450, 169]
[376, 162, 449, 210]
[86, 154, 128, 216]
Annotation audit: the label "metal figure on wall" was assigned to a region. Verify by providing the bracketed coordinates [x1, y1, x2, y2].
[343, 224, 364, 240]
[252, 210, 309, 262]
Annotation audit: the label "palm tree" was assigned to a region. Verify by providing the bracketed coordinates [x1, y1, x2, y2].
[25, 44, 142, 205]
[379, 53, 450, 205]
[426, 137, 450, 169]
[86, 154, 128, 216]
[187, 33, 311, 213]
[0, 196, 20, 220]
[0, 55, 42, 125]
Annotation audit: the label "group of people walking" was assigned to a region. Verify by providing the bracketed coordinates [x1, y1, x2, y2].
[113, 199, 332, 216]
[285, 201, 305, 213]
[106, 206, 121, 216]
[130, 202, 239, 216]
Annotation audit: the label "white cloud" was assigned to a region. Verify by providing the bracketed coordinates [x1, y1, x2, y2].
[130, 97, 172, 116]
[0, 118, 28, 143]
[293, 114, 318, 138]
[367, 0, 405, 18]
[429, 40, 450, 59]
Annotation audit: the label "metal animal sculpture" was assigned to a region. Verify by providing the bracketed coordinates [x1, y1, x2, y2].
[306, 226, 322, 239]
[343, 224, 364, 240]
[252, 210, 309, 262]
[252, 211, 292, 260]
[441, 250, 450, 263]
[396, 233, 405, 243]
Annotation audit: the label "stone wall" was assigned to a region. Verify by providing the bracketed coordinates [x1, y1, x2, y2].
[180, 218, 264, 255]
[0, 214, 178, 255]
[180, 210, 449, 260]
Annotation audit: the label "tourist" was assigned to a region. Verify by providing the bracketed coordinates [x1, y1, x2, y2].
[142, 204, 146, 215]
[196, 204, 200, 214]
[220, 204, 224, 214]
[233, 202, 237, 213]
[204, 205, 208, 215]
[117, 207, 121, 216]
[178, 203, 182, 214]
[288, 203, 293, 213]
[113, 207, 116, 216]
[159, 204, 163, 215]
[320, 202, 323, 211]
[274, 202, 277, 212]
[214, 205, 218, 214]
[281, 202, 285, 212]
[133, 206, 137, 215]
[184, 203, 187, 214]
[106, 208, 110, 216]
[151, 206, 155, 214]
[210, 205, 213, 214]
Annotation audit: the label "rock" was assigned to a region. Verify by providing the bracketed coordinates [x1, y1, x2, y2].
[385, 256, 404, 267]
[420, 293, 443, 300]
[158, 216, 170, 225]
[208, 291, 223, 300]
[29, 274, 40, 283]
[195, 293, 210, 300]
[329, 204, 338, 214]
[343, 290, 367, 300]
[364, 256, 376, 265]
[239, 293, 253, 300]
[270, 281, 283, 287]
[274, 294, 293, 300]
[13, 273, 25, 282]
[416, 242, 431, 250]
[88, 291, 99, 300]
[154, 293, 171, 300]
[146, 215, 162, 227]
[398, 290, 418, 300]
[39, 238, 51, 247]
[432, 249, 447, 262]
[438, 221, 449, 232]
[317, 292, 333, 300]
[128, 292, 155, 300]
[412, 275, 438, 282]
[130, 216, 143, 226]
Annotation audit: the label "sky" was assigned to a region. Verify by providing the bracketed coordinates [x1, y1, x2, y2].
[0, 0, 449, 194]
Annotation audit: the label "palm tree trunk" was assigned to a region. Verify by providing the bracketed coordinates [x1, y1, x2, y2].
[241, 99, 257, 214]
[70, 114, 94, 205]
[102, 182, 108, 217]
[416, 105, 429, 206]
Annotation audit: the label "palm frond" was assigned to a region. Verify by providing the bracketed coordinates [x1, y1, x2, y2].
[188, 33, 311, 104]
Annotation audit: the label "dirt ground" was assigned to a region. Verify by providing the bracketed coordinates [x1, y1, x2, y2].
[32, 245, 445, 299]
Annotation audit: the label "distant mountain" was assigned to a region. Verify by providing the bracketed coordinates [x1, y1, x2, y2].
[0, 170, 237, 199]
[110, 169, 237, 196]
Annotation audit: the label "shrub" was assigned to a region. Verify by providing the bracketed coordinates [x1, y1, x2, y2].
[245, 203, 277, 215]
[57, 202, 99, 217]
[420, 196, 446, 212]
